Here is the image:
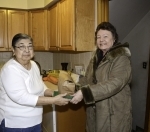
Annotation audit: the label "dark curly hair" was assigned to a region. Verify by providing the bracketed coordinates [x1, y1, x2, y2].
[95, 22, 119, 45]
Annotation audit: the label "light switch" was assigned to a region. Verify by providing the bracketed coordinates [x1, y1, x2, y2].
[143, 62, 147, 69]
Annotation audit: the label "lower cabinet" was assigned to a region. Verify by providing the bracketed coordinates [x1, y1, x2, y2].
[42, 105, 53, 132]
[42, 101, 86, 132]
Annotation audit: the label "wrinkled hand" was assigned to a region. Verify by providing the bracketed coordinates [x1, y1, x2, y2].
[70, 90, 83, 104]
[53, 93, 70, 106]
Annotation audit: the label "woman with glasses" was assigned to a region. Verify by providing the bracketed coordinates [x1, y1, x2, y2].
[0, 33, 70, 132]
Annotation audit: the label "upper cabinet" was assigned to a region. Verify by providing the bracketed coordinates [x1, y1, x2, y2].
[0, 9, 28, 51]
[28, 10, 48, 51]
[0, 9, 8, 51]
[8, 10, 28, 50]
[48, 4, 58, 51]
[48, 0, 97, 52]
[73, 0, 96, 51]
[0, 0, 108, 52]
[57, 0, 74, 51]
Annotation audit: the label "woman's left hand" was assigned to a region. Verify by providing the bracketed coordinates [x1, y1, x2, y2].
[70, 90, 83, 104]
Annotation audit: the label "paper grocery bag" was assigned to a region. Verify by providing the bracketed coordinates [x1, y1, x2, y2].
[58, 70, 75, 95]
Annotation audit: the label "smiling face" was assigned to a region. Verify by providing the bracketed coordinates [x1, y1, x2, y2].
[12, 38, 34, 65]
[96, 29, 115, 54]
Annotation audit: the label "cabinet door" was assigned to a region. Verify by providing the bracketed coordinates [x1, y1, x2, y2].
[75, 0, 95, 51]
[56, 102, 86, 132]
[48, 4, 59, 51]
[29, 10, 48, 51]
[58, 0, 74, 51]
[0, 9, 8, 51]
[8, 10, 28, 50]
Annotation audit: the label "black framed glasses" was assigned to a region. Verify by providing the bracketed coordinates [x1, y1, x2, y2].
[15, 45, 34, 51]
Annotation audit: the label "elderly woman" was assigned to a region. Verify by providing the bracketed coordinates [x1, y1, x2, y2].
[0, 33, 70, 132]
[71, 22, 132, 132]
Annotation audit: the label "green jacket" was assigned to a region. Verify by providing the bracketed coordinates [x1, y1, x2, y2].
[79, 42, 132, 132]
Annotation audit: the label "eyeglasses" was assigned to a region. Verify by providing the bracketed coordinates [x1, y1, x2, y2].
[15, 45, 34, 51]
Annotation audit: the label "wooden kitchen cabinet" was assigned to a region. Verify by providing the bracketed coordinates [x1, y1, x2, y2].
[8, 10, 28, 50]
[57, 0, 74, 51]
[0, 9, 28, 51]
[48, 0, 96, 52]
[0, 0, 108, 52]
[48, 4, 59, 51]
[42, 101, 86, 132]
[0, 9, 8, 51]
[56, 102, 86, 132]
[28, 10, 48, 51]
[42, 82, 86, 132]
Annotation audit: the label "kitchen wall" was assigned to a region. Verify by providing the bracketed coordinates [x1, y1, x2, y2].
[0, 52, 12, 69]
[0, 0, 28, 9]
[108, 0, 150, 130]
[0, 52, 53, 71]
[33, 52, 53, 70]
[53, 52, 93, 72]
[109, 0, 150, 41]
[27, 0, 44, 9]
[122, 10, 150, 130]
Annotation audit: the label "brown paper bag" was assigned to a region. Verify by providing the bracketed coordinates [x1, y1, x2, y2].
[58, 70, 75, 95]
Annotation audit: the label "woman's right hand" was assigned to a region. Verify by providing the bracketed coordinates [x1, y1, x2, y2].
[52, 93, 70, 106]
[70, 90, 83, 104]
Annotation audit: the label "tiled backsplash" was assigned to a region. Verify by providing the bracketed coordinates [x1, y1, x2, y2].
[0, 52, 53, 71]
[0, 52, 12, 62]
[33, 52, 53, 70]
[0, 51, 93, 72]
[53, 52, 93, 72]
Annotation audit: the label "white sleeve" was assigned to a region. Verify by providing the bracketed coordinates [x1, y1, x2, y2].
[1, 65, 38, 107]
[32, 60, 48, 95]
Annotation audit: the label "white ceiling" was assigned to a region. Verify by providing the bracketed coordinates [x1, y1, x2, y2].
[109, 0, 150, 41]
[0, 0, 58, 9]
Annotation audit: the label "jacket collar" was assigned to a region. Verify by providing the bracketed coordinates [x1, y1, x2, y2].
[102, 42, 131, 62]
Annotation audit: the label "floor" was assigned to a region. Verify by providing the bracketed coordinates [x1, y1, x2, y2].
[132, 126, 144, 132]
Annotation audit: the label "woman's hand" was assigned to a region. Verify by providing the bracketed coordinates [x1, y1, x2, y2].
[44, 89, 54, 97]
[53, 93, 70, 106]
[70, 90, 83, 104]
